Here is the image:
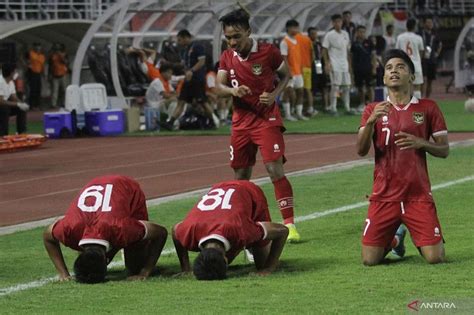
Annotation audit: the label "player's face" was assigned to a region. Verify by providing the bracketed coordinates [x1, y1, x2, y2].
[356, 28, 366, 40]
[287, 26, 299, 37]
[309, 30, 318, 41]
[383, 58, 414, 89]
[332, 18, 343, 31]
[223, 25, 251, 54]
[425, 19, 433, 30]
[162, 69, 173, 81]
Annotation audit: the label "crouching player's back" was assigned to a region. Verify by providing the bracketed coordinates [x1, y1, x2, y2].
[43, 175, 167, 283]
[172, 180, 288, 280]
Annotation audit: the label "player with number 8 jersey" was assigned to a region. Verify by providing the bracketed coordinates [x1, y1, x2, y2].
[216, 9, 301, 242]
[173, 180, 289, 280]
[43, 175, 168, 283]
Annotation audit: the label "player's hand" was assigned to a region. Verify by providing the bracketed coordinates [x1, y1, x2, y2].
[367, 101, 391, 124]
[249, 269, 272, 277]
[259, 91, 275, 106]
[394, 131, 426, 150]
[185, 70, 193, 81]
[17, 102, 30, 111]
[58, 275, 72, 282]
[171, 271, 192, 278]
[127, 275, 148, 281]
[232, 85, 252, 98]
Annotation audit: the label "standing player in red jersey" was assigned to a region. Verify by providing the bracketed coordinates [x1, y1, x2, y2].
[43, 175, 168, 283]
[172, 180, 289, 280]
[357, 49, 449, 266]
[215, 9, 300, 242]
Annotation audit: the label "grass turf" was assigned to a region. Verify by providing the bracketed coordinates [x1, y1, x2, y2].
[10, 100, 474, 136]
[0, 145, 473, 313]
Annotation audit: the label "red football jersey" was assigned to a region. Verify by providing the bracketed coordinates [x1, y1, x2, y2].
[360, 97, 448, 202]
[175, 180, 271, 259]
[52, 175, 148, 251]
[219, 39, 284, 131]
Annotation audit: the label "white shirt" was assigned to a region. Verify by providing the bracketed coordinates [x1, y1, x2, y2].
[396, 32, 424, 73]
[322, 29, 351, 72]
[145, 78, 174, 108]
[0, 75, 16, 100]
[279, 35, 297, 56]
[383, 35, 396, 51]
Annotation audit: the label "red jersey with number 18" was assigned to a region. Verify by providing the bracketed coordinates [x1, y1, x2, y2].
[174, 180, 271, 259]
[219, 39, 284, 131]
[52, 175, 148, 251]
[360, 97, 448, 202]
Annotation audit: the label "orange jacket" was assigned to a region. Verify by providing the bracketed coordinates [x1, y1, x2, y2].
[29, 50, 46, 74]
[50, 52, 68, 77]
[283, 36, 302, 75]
[296, 33, 313, 68]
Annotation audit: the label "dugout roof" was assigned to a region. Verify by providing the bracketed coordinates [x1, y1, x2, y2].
[72, 0, 389, 99]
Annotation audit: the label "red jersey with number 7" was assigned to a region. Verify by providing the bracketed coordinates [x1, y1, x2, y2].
[218, 39, 284, 131]
[52, 175, 148, 251]
[360, 97, 448, 202]
[174, 180, 271, 259]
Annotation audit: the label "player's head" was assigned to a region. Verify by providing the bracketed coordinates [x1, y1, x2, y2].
[331, 14, 343, 31]
[307, 27, 318, 41]
[382, 49, 415, 88]
[1, 63, 17, 79]
[406, 18, 417, 32]
[386, 24, 394, 35]
[159, 63, 173, 80]
[355, 25, 366, 40]
[193, 243, 227, 280]
[342, 10, 352, 23]
[33, 42, 42, 52]
[285, 19, 300, 36]
[176, 29, 192, 46]
[219, 9, 252, 54]
[74, 245, 107, 284]
[424, 17, 433, 30]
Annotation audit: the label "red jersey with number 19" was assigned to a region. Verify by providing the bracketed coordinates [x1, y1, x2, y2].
[52, 175, 148, 251]
[360, 97, 448, 202]
[219, 39, 284, 131]
[174, 180, 271, 259]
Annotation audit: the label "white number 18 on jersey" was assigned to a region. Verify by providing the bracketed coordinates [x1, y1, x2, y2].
[197, 188, 235, 211]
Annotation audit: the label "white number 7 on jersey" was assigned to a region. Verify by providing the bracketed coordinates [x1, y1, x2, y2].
[77, 184, 113, 212]
[197, 188, 235, 211]
[382, 127, 391, 146]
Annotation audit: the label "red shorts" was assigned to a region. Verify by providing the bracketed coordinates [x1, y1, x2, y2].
[362, 201, 443, 248]
[230, 126, 286, 169]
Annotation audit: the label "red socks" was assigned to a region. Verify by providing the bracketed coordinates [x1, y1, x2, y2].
[273, 176, 294, 225]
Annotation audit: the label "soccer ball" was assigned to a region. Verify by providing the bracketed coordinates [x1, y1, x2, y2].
[465, 98, 474, 113]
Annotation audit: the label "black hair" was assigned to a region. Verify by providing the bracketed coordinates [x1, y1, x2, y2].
[423, 16, 433, 22]
[1, 63, 16, 77]
[159, 63, 173, 73]
[331, 14, 342, 21]
[343, 11, 352, 16]
[383, 49, 415, 75]
[285, 19, 299, 29]
[406, 18, 417, 31]
[386, 24, 394, 31]
[73, 246, 107, 284]
[307, 27, 318, 33]
[219, 9, 250, 31]
[356, 25, 366, 31]
[193, 248, 227, 280]
[177, 29, 192, 38]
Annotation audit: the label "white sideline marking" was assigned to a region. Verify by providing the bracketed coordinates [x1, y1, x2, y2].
[1, 174, 472, 297]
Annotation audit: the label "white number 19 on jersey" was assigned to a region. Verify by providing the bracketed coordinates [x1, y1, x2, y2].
[77, 184, 113, 212]
[197, 188, 235, 211]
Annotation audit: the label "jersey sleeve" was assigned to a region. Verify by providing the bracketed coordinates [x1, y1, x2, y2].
[279, 40, 288, 56]
[428, 102, 448, 137]
[218, 52, 229, 72]
[322, 33, 330, 49]
[271, 45, 285, 71]
[360, 103, 375, 128]
[52, 218, 82, 251]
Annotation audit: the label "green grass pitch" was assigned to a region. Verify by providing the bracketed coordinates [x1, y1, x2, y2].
[1, 145, 473, 314]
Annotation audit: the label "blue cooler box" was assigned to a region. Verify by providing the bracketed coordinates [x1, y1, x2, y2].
[85, 110, 124, 136]
[43, 112, 75, 138]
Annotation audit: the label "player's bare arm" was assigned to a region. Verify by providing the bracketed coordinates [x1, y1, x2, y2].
[43, 223, 71, 281]
[216, 70, 252, 98]
[260, 61, 290, 106]
[127, 221, 168, 281]
[252, 222, 288, 275]
[356, 101, 391, 156]
[395, 132, 449, 158]
[172, 224, 191, 273]
[185, 57, 206, 81]
[322, 47, 331, 73]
